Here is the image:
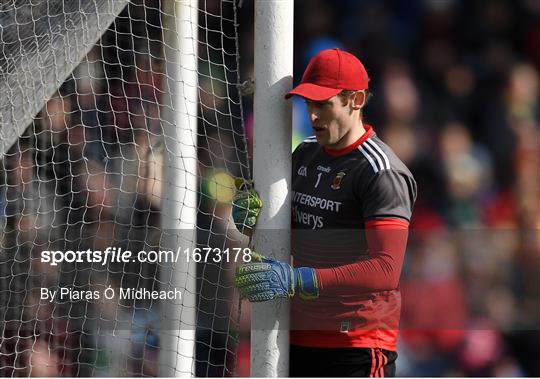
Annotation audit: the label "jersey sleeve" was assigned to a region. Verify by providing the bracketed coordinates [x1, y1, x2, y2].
[360, 169, 417, 222]
[315, 218, 409, 295]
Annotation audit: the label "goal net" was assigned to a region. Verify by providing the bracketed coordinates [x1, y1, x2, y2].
[0, 0, 250, 376]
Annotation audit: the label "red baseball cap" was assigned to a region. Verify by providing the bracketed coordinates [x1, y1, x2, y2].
[285, 48, 369, 101]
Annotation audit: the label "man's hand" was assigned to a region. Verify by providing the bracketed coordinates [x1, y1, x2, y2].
[232, 178, 262, 234]
[235, 253, 319, 302]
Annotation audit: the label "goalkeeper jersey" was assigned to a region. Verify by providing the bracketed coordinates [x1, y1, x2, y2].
[290, 124, 416, 351]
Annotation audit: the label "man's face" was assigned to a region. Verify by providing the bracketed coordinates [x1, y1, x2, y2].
[304, 95, 355, 149]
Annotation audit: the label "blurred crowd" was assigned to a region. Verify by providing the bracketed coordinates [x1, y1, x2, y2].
[1, 0, 540, 377]
[237, 0, 540, 376]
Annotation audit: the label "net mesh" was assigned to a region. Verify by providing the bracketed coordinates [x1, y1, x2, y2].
[0, 0, 249, 376]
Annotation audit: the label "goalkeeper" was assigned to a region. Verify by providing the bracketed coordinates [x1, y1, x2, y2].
[234, 49, 416, 377]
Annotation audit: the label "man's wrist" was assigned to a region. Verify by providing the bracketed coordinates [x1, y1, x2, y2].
[295, 267, 319, 299]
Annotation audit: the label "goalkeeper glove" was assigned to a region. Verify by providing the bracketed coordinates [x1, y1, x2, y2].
[232, 178, 262, 233]
[235, 253, 319, 302]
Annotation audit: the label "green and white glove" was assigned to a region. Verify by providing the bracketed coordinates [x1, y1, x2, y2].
[232, 178, 262, 233]
[235, 252, 319, 302]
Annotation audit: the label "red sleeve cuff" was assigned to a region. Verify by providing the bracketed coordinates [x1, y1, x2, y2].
[365, 218, 409, 229]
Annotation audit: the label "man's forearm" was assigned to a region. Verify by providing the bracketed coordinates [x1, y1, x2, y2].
[315, 219, 409, 296]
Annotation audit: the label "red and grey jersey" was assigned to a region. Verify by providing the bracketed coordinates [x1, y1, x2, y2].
[290, 124, 417, 351]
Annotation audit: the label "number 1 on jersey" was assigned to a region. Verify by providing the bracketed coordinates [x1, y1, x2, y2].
[314, 172, 322, 188]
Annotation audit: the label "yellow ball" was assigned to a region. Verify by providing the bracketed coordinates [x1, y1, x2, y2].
[203, 169, 235, 203]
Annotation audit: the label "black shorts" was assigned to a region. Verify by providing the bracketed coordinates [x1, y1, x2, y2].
[290, 345, 397, 377]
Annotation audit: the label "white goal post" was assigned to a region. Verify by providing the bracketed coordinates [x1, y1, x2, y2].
[251, 0, 294, 377]
[159, 0, 198, 376]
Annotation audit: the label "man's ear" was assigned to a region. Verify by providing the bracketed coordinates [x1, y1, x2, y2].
[351, 91, 366, 110]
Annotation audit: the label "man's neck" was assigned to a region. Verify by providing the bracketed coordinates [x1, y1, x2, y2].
[335, 119, 365, 149]
[324, 122, 374, 157]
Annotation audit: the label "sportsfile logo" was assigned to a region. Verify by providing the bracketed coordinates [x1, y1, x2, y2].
[40, 247, 253, 266]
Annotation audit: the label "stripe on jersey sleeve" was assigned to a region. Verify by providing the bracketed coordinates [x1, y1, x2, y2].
[366, 139, 390, 170]
[363, 141, 386, 171]
[358, 145, 380, 172]
[303, 136, 317, 143]
[358, 139, 391, 173]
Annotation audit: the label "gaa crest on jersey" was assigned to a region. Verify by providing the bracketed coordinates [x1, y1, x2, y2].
[298, 166, 308, 177]
[331, 171, 346, 190]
